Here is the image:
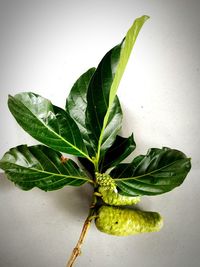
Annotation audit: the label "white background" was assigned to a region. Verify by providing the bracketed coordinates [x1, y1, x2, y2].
[0, 1, 200, 267]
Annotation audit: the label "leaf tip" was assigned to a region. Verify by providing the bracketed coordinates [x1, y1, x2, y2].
[142, 15, 150, 20]
[187, 157, 192, 169]
[7, 95, 14, 109]
[8, 94, 13, 101]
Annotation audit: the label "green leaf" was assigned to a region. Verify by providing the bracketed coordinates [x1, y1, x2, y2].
[85, 45, 122, 156]
[100, 134, 136, 172]
[109, 15, 149, 105]
[8, 92, 92, 161]
[66, 68, 122, 158]
[110, 147, 191, 196]
[0, 145, 92, 191]
[79, 133, 136, 177]
[100, 96, 122, 155]
[86, 15, 149, 163]
[78, 157, 95, 178]
[66, 68, 96, 154]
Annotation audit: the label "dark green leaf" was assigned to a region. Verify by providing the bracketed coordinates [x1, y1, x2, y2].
[66, 68, 123, 158]
[78, 157, 95, 178]
[100, 96, 122, 155]
[111, 147, 191, 196]
[85, 45, 122, 155]
[66, 68, 96, 154]
[8, 92, 92, 160]
[0, 145, 92, 191]
[100, 134, 136, 172]
[85, 16, 149, 161]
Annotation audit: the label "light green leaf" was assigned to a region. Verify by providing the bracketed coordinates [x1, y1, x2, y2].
[109, 15, 149, 105]
[86, 16, 149, 165]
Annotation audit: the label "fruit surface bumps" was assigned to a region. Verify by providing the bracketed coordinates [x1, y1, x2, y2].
[95, 172, 116, 191]
[98, 187, 141, 206]
[95, 206, 163, 236]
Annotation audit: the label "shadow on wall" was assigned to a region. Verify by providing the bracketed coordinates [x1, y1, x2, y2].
[0, 172, 93, 219]
[0, 172, 13, 190]
[50, 182, 93, 219]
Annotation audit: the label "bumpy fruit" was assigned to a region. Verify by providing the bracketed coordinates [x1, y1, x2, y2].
[95, 172, 116, 192]
[98, 187, 140, 206]
[95, 206, 163, 236]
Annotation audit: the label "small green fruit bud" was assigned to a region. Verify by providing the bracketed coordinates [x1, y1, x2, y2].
[95, 172, 116, 192]
[98, 187, 140, 206]
[95, 206, 163, 236]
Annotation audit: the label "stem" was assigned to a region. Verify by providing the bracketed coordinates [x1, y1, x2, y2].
[93, 158, 99, 173]
[66, 215, 93, 267]
[66, 193, 97, 267]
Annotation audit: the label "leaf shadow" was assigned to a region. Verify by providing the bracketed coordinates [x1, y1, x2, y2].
[0, 173, 14, 191]
[0, 172, 93, 220]
[48, 183, 93, 219]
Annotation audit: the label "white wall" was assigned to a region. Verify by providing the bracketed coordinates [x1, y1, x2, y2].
[0, 1, 199, 267]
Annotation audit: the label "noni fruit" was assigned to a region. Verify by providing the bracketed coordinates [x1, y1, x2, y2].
[98, 186, 141, 206]
[95, 206, 163, 236]
[95, 172, 117, 192]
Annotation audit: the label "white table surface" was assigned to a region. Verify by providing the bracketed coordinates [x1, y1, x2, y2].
[0, 1, 199, 266]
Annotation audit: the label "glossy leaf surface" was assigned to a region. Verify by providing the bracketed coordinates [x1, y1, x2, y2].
[79, 134, 135, 176]
[109, 15, 149, 105]
[8, 92, 91, 160]
[100, 134, 136, 172]
[111, 147, 191, 196]
[85, 43, 122, 156]
[78, 157, 95, 178]
[0, 145, 92, 191]
[86, 15, 149, 159]
[66, 68, 123, 157]
[66, 68, 96, 153]
[100, 96, 122, 155]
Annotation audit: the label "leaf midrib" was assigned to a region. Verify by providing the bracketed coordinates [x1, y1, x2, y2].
[114, 158, 187, 181]
[12, 96, 92, 162]
[119, 179, 184, 187]
[5, 162, 92, 182]
[94, 16, 149, 167]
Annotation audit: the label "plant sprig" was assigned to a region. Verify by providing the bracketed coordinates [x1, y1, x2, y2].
[0, 15, 191, 267]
